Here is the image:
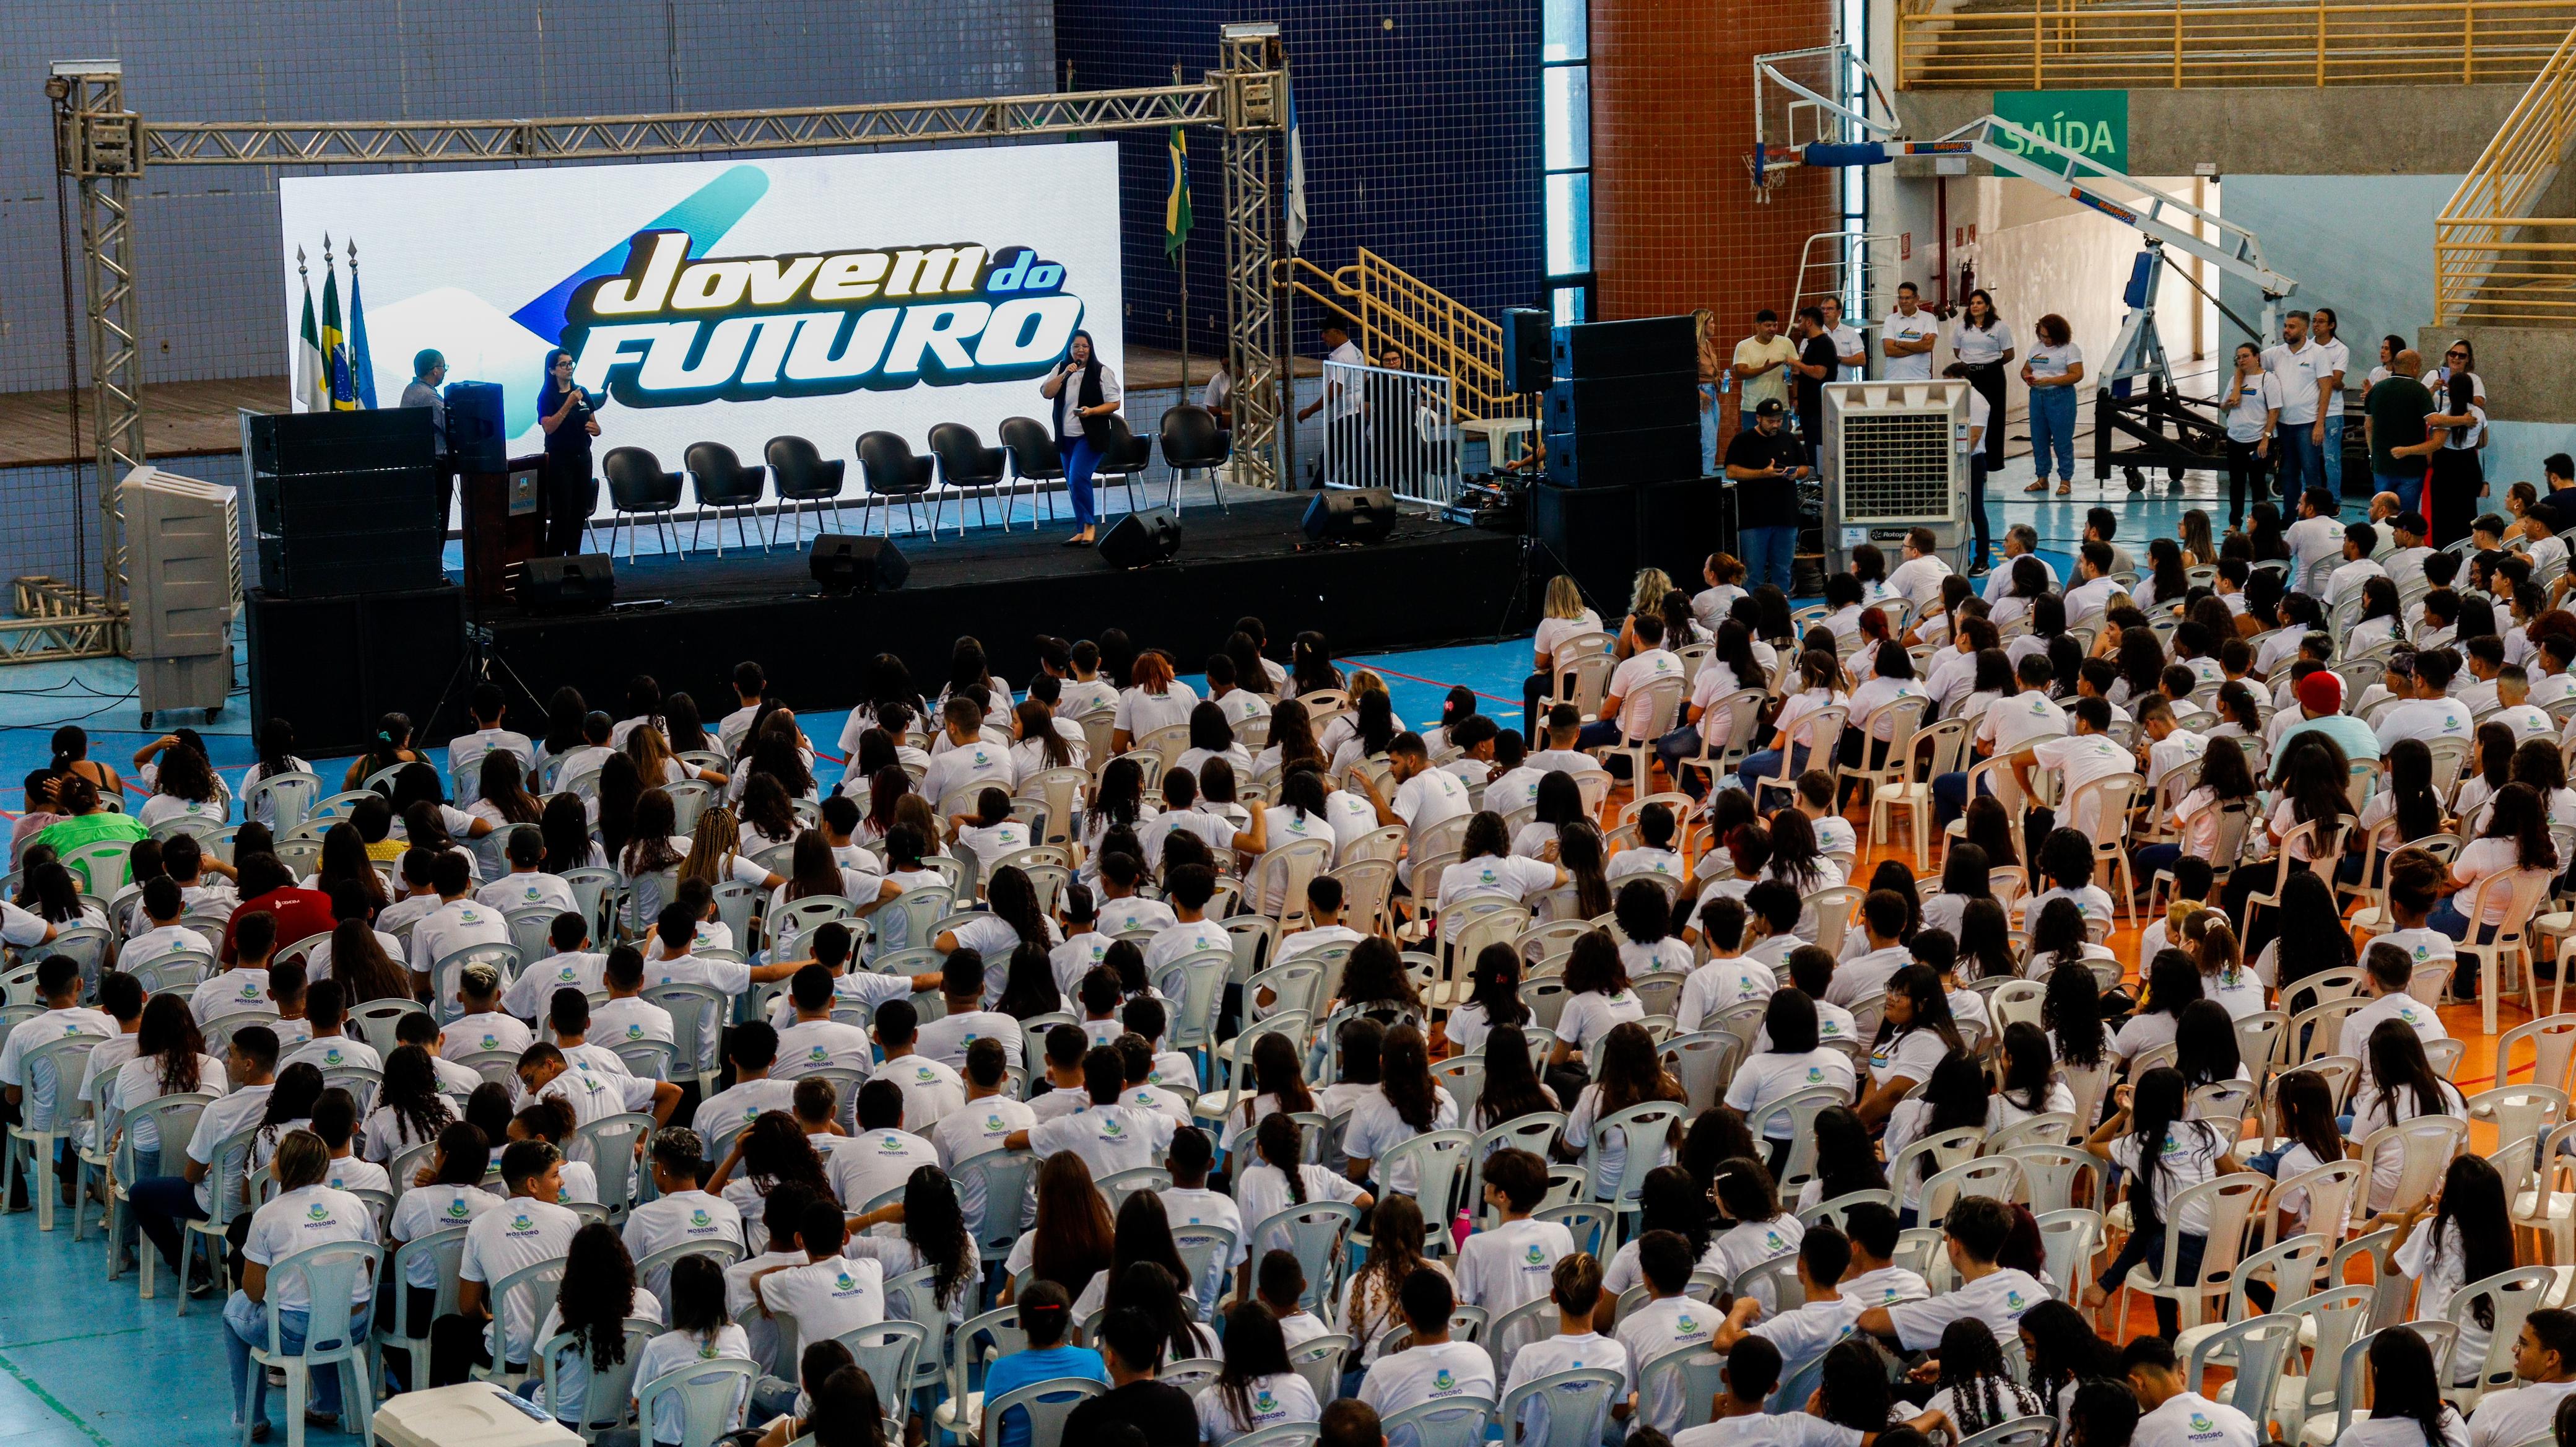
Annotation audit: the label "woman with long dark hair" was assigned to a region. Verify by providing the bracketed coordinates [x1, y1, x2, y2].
[1474, 1025, 1559, 1131]
[535, 348, 601, 556]
[1336, 1189, 1434, 1370]
[2258, 1069, 2347, 1241]
[2042, 961, 2110, 1075]
[1881, 1051, 1990, 1220]
[1343, 1025, 1457, 1196]
[1927, 1318, 2043, 1435]
[1562, 1021, 1686, 1199]
[1552, 822, 1614, 922]
[1991, 1021, 2072, 1129]
[360, 1044, 454, 1164]
[1804, 1104, 1889, 1210]
[111, 994, 223, 1171]
[312, 821, 389, 914]
[2390, 1154, 2514, 1387]
[1546, 930, 1643, 1093]
[1095, 1227, 1219, 1359]
[1858, 964, 1963, 1126]
[2018, 1300, 2123, 1430]
[2112, 949, 2206, 1064]
[843, 1164, 980, 1323]
[2355, 1326, 2468, 1440]
[1039, 328, 1120, 546]
[1237, 1114, 1372, 1279]
[1222, 1032, 1318, 1154]
[1448, 943, 1531, 1056]
[1705, 1155, 1806, 1287]
[530, 1222, 653, 1429]
[2082, 1066, 2238, 1333]
[2352, 1020, 2468, 1212]
[2432, 780, 2559, 941]
[1955, 898, 2017, 984]
[1011, 1151, 1115, 1303]
[1601, 1165, 1713, 1294]
[1200, 1300, 1317, 1444]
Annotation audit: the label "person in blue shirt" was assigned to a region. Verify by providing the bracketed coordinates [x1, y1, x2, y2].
[979, 1280, 1108, 1447]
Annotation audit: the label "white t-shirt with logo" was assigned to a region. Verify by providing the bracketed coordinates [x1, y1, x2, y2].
[1198, 1371, 1323, 1446]
[462, 1196, 581, 1363]
[1884, 1266, 2047, 1351]
[1725, 1049, 1856, 1138]
[829, 1127, 943, 1212]
[1027, 1101, 1176, 1183]
[758, 1254, 886, 1344]
[1453, 1215, 1577, 1313]
[1617, 1295, 1721, 1434]
[241, 1183, 381, 1312]
[1502, 1332, 1633, 1446]
[2106, 1121, 2229, 1233]
[1881, 308, 1938, 381]
[0, 1006, 114, 1129]
[2134, 1391, 2262, 1447]
[1357, 1339, 1497, 1430]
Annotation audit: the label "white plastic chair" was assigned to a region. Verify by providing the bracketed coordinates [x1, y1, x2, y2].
[979, 1376, 1108, 1447]
[635, 1356, 759, 1447]
[1381, 1394, 1499, 1447]
[2111, 1172, 2267, 1331]
[236, 1238, 385, 1447]
[1499, 1367, 1624, 1447]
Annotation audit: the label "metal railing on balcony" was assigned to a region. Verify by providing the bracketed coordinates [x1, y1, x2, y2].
[2437, 20, 2576, 322]
[1896, 0, 2576, 90]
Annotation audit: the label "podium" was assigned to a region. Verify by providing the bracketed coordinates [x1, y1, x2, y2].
[461, 453, 546, 602]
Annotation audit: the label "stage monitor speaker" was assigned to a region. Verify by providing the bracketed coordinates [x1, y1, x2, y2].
[810, 534, 910, 595]
[507, 554, 617, 615]
[1551, 316, 1699, 380]
[1531, 480, 1638, 620]
[1545, 373, 1700, 435]
[1503, 308, 1552, 395]
[1546, 424, 1703, 487]
[243, 407, 437, 475]
[444, 381, 507, 471]
[1097, 508, 1183, 570]
[1302, 487, 1398, 545]
[243, 584, 466, 756]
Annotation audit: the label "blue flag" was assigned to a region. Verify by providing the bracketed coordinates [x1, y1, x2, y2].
[348, 259, 377, 408]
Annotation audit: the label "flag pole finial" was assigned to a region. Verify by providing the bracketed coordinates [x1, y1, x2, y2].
[296, 245, 307, 276]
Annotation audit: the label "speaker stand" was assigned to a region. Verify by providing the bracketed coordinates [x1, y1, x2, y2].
[419, 621, 547, 751]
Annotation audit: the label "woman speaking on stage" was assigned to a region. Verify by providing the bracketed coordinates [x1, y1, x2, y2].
[1040, 329, 1121, 547]
[536, 348, 602, 556]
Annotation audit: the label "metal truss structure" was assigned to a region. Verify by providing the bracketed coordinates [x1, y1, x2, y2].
[48, 38, 1287, 659]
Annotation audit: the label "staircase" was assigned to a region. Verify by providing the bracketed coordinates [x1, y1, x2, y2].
[2437, 20, 2576, 324]
[1287, 250, 1534, 423]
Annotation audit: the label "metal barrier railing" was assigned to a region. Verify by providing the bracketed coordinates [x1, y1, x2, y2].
[1288, 250, 1534, 424]
[1316, 360, 1466, 505]
[1896, 0, 2576, 90]
[2437, 21, 2576, 322]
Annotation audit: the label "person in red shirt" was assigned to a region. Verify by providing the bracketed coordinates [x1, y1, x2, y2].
[219, 852, 337, 964]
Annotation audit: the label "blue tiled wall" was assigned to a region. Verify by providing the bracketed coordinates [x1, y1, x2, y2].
[1052, 0, 1544, 365]
[0, 0, 1059, 395]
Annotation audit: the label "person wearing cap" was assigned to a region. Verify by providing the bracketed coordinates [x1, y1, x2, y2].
[1725, 397, 1812, 597]
[2382, 511, 2435, 592]
[2277, 670, 2381, 763]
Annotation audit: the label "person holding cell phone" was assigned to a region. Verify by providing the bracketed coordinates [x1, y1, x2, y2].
[1040, 329, 1121, 548]
[536, 348, 603, 557]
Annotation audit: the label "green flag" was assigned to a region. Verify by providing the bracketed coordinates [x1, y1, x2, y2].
[1164, 125, 1193, 259]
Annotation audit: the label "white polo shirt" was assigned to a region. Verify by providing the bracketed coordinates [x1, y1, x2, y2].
[461, 1196, 581, 1363]
[829, 1127, 942, 1211]
[757, 1254, 886, 1344]
[241, 1183, 380, 1311]
[2133, 1391, 2261, 1447]
[1881, 307, 1938, 381]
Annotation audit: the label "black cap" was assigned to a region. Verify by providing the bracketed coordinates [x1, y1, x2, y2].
[1754, 398, 1786, 416]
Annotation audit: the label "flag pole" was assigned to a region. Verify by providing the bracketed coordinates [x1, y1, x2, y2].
[1173, 64, 1190, 407]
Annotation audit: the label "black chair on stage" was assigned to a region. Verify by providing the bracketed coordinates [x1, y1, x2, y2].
[1158, 404, 1232, 515]
[998, 417, 1064, 528]
[927, 423, 1012, 532]
[856, 431, 943, 539]
[764, 435, 849, 548]
[1090, 417, 1157, 520]
[602, 446, 685, 561]
[683, 441, 769, 556]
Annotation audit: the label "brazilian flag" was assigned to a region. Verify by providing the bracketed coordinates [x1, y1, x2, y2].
[321, 265, 352, 411]
[1164, 125, 1192, 260]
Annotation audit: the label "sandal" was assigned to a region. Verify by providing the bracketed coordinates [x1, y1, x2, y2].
[2055, 481, 2074, 496]
[2022, 479, 2049, 494]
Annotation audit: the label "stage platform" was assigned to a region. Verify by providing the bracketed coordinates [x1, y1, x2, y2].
[476, 495, 1526, 727]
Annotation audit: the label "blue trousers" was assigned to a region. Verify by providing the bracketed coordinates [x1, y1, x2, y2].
[1741, 526, 1796, 596]
[2380, 470, 2425, 522]
[2098, 1223, 2206, 1338]
[131, 1172, 207, 1272]
[2325, 416, 2346, 492]
[2275, 426, 2323, 500]
[2134, 842, 2182, 879]
[2028, 385, 2079, 483]
[1065, 437, 1103, 530]
[1968, 456, 1991, 557]
[1734, 745, 1808, 805]
[1932, 766, 1999, 826]
[1700, 386, 1721, 474]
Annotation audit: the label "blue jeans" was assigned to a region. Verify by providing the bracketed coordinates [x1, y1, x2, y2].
[1741, 525, 1796, 595]
[1968, 456, 1991, 559]
[225, 1290, 373, 1424]
[131, 1172, 208, 1272]
[2098, 1223, 2206, 1337]
[2380, 470, 2425, 522]
[2029, 385, 2079, 483]
[1733, 745, 1809, 805]
[1065, 437, 1102, 530]
[2134, 842, 2182, 879]
[2324, 416, 2346, 492]
[1701, 386, 1721, 474]
[2275, 426, 2322, 500]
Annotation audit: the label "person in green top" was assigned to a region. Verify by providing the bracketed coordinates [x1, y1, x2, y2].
[2364, 346, 2442, 527]
[33, 773, 149, 893]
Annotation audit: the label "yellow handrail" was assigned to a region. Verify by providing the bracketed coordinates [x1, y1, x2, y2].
[1895, 0, 2576, 90]
[2437, 20, 2576, 321]
[1284, 250, 1534, 423]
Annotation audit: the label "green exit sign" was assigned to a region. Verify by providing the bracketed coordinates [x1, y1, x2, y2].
[1993, 89, 2130, 175]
